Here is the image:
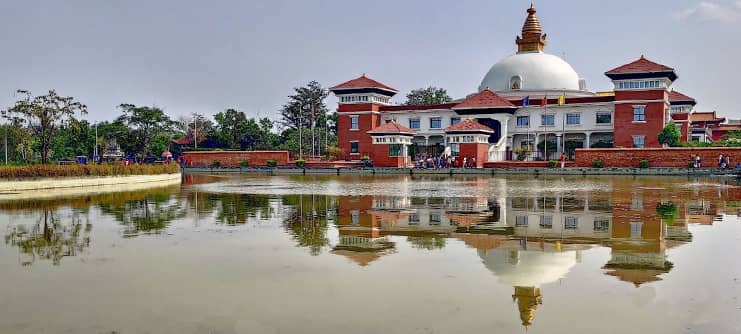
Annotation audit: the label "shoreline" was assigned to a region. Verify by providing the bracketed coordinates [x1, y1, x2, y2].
[0, 173, 182, 195]
[181, 167, 739, 177]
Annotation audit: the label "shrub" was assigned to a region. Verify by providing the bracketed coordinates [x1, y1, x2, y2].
[548, 160, 558, 168]
[688, 161, 696, 168]
[239, 160, 249, 168]
[211, 160, 221, 168]
[295, 159, 305, 167]
[514, 147, 531, 161]
[592, 160, 604, 168]
[266, 160, 277, 167]
[360, 156, 370, 161]
[639, 160, 649, 168]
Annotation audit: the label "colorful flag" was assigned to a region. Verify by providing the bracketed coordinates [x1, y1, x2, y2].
[522, 96, 530, 107]
[557, 93, 566, 106]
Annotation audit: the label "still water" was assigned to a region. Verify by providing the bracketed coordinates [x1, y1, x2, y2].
[0, 175, 740, 333]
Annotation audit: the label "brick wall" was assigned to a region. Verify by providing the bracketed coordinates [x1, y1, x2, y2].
[613, 89, 667, 148]
[458, 143, 488, 167]
[337, 103, 381, 160]
[575, 148, 741, 168]
[369, 143, 407, 167]
[182, 151, 290, 167]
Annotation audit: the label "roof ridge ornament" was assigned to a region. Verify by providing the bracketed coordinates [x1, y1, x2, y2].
[516, 5, 547, 53]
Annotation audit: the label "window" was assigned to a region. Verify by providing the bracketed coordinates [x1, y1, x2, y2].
[451, 117, 461, 126]
[566, 113, 580, 125]
[430, 213, 442, 224]
[541, 114, 555, 126]
[631, 192, 644, 209]
[516, 116, 530, 127]
[389, 144, 403, 157]
[409, 118, 420, 129]
[632, 136, 645, 149]
[450, 143, 460, 157]
[593, 218, 610, 231]
[565, 217, 578, 230]
[596, 112, 612, 124]
[633, 106, 646, 122]
[351, 210, 359, 225]
[409, 214, 420, 224]
[539, 216, 553, 229]
[350, 116, 359, 130]
[630, 222, 643, 238]
[430, 117, 442, 129]
[350, 141, 359, 154]
[515, 216, 528, 226]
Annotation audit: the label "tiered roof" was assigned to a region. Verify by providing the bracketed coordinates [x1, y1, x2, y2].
[668, 90, 697, 106]
[605, 56, 677, 81]
[331, 74, 398, 93]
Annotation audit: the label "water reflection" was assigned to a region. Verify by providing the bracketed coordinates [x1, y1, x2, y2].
[4, 210, 91, 266]
[0, 176, 739, 332]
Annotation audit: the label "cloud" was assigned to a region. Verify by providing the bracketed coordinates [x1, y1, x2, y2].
[675, 1, 741, 23]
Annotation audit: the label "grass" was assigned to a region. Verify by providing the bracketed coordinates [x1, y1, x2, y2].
[0, 163, 180, 179]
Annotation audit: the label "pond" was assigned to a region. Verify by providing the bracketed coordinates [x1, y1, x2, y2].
[0, 174, 740, 333]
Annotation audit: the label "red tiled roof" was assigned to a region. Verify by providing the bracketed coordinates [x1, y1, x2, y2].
[606, 56, 675, 75]
[331, 74, 398, 93]
[444, 119, 493, 133]
[367, 121, 416, 135]
[453, 89, 516, 109]
[669, 90, 696, 104]
[171, 134, 205, 145]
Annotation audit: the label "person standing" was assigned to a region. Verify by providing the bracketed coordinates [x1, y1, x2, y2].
[719, 154, 724, 168]
[559, 152, 566, 169]
[695, 155, 702, 168]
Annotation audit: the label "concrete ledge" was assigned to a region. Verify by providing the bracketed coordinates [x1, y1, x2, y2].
[0, 173, 182, 192]
[183, 167, 739, 177]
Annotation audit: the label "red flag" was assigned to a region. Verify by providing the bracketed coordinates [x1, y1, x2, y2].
[540, 96, 547, 107]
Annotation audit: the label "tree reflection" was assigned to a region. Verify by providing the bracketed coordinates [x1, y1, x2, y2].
[215, 194, 273, 225]
[98, 193, 187, 237]
[282, 194, 335, 256]
[406, 235, 446, 250]
[4, 210, 91, 266]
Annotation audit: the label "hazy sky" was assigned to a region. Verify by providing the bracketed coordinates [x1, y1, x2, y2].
[1, 0, 739, 123]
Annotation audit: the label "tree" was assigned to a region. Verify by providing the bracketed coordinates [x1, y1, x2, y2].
[658, 122, 681, 147]
[279, 81, 330, 157]
[213, 108, 248, 149]
[116, 104, 175, 158]
[404, 87, 453, 105]
[2, 90, 87, 163]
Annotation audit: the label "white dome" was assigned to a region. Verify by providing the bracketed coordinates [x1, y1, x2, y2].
[478, 248, 577, 287]
[479, 52, 581, 92]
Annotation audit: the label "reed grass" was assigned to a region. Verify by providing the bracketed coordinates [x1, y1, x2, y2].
[0, 163, 180, 179]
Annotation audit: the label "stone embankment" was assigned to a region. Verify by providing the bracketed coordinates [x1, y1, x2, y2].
[0, 173, 182, 193]
[182, 167, 737, 177]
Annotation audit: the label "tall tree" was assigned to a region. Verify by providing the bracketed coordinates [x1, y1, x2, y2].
[279, 81, 330, 157]
[213, 109, 248, 149]
[2, 90, 87, 163]
[658, 122, 681, 147]
[404, 87, 453, 105]
[116, 104, 175, 158]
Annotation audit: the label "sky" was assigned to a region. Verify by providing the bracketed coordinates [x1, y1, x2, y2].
[0, 0, 739, 123]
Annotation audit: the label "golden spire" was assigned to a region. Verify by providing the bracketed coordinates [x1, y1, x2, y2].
[516, 5, 547, 53]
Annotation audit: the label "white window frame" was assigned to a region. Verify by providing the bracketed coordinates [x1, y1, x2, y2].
[516, 116, 530, 127]
[350, 116, 359, 130]
[632, 106, 646, 122]
[430, 117, 442, 129]
[350, 141, 360, 155]
[632, 135, 645, 149]
[566, 113, 581, 126]
[596, 111, 612, 125]
[541, 114, 555, 127]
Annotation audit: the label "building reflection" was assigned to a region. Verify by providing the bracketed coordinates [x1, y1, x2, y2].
[331, 176, 741, 329]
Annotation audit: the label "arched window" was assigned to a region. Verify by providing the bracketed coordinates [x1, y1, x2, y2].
[510, 76, 522, 90]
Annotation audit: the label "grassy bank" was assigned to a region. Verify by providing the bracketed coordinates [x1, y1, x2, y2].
[0, 163, 180, 179]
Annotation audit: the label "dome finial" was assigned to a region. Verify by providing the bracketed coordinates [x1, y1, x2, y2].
[517, 5, 546, 53]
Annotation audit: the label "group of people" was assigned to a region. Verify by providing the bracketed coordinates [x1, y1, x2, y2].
[414, 153, 477, 169]
[692, 154, 734, 169]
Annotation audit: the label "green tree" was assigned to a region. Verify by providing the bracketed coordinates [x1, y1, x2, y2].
[658, 122, 681, 147]
[2, 90, 87, 163]
[404, 87, 453, 105]
[279, 81, 331, 157]
[116, 104, 175, 158]
[213, 109, 248, 149]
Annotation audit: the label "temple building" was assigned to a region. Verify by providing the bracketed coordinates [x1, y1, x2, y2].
[330, 5, 725, 167]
